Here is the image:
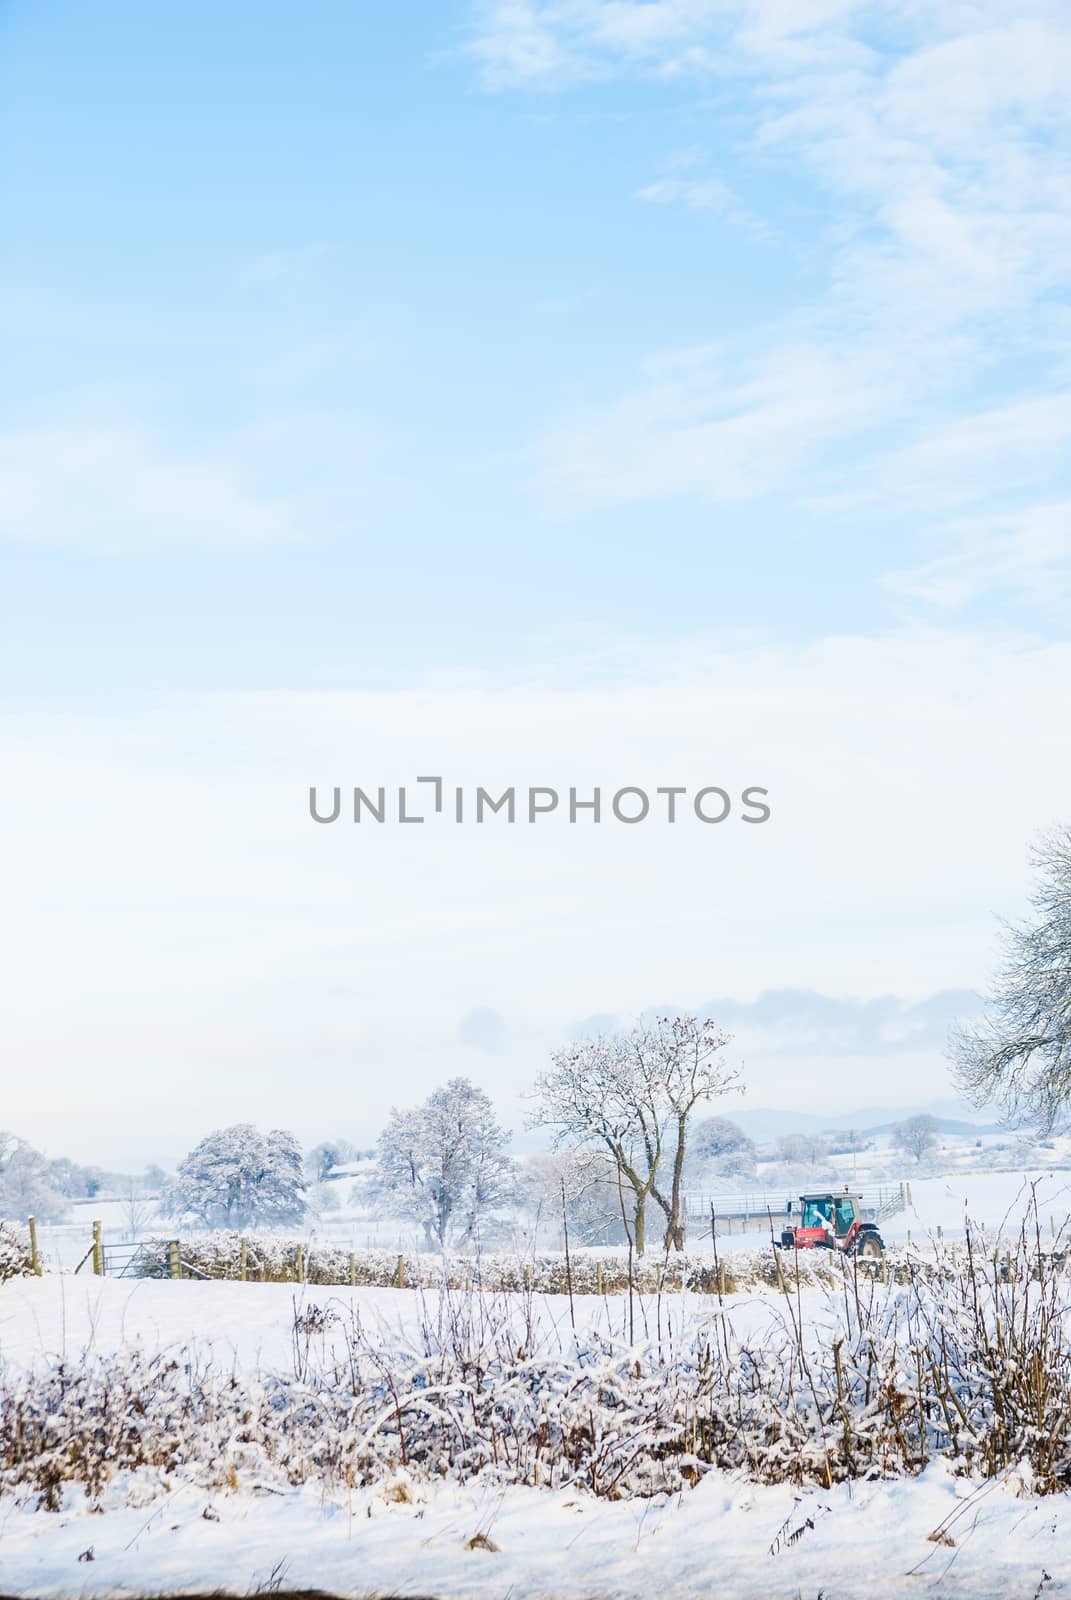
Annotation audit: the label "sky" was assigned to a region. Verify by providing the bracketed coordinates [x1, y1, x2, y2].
[2, 0, 1070, 1166]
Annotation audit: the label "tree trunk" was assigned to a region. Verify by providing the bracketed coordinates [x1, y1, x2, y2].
[666, 1112, 687, 1250]
[633, 1193, 646, 1256]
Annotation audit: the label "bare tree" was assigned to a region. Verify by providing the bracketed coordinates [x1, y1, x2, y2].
[531, 1032, 658, 1252]
[643, 1017, 740, 1249]
[523, 1147, 626, 1248]
[893, 1113, 939, 1163]
[951, 826, 1071, 1130]
[121, 1178, 155, 1239]
[531, 1016, 740, 1254]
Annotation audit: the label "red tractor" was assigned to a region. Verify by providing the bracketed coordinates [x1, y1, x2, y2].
[779, 1191, 884, 1259]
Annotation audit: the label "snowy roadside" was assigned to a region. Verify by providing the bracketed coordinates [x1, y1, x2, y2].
[1, 1460, 1067, 1599]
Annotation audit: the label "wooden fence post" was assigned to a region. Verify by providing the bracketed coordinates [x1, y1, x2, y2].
[774, 1247, 788, 1296]
[349, 1250, 356, 1289]
[240, 1238, 248, 1282]
[27, 1216, 41, 1276]
[395, 1253, 405, 1289]
[296, 1244, 304, 1284]
[168, 1239, 181, 1280]
[92, 1220, 103, 1276]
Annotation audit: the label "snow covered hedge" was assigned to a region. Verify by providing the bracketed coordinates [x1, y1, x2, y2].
[135, 1232, 873, 1292]
[0, 1221, 33, 1282]
[6, 1238, 1071, 1511]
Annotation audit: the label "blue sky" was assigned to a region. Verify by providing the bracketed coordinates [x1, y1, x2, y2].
[2, 1, 1070, 1161]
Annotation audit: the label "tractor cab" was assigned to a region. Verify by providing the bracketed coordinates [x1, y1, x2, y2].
[780, 1190, 883, 1258]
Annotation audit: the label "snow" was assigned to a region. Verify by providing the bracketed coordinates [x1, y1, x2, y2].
[0, 1274, 789, 1374]
[889, 1169, 1071, 1241]
[706, 1167, 1071, 1251]
[2, 1440, 1069, 1597]
[8, 1190, 1071, 1600]
[3, 1273, 1071, 1595]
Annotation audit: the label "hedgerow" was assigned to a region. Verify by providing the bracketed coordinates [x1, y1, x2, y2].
[134, 1232, 869, 1292]
[0, 1221, 33, 1283]
[5, 1214, 1071, 1511]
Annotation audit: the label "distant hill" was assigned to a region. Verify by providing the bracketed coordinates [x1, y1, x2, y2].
[506, 1103, 1011, 1155]
[863, 1117, 1002, 1138]
[730, 1101, 1007, 1144]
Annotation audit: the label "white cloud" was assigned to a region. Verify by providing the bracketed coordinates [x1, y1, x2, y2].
[2, 625, 1068, 1159]
[634, 175, 772, 238]
[466, 1, 588, 88]
[0, 424, 292, 550]
[0, 414, 383, 551]
[887, 500, 1071, 610]
[539, 337, 907, 511]
[468, 1, 868, 86]
[635, 176, 738, 212]
[474, 2, 1071, 613]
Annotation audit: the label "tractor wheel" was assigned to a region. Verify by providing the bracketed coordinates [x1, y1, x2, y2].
[855, 1235, 883, 1261]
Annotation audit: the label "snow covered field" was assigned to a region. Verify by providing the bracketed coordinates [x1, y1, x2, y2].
[5, 1169, 1071, 1598]
[2, 1452, 1068, 1600]
[3, 1272, 1071, 1598]
[0, 1273, 797, 1377]
[872, 1168, 1071, 1244]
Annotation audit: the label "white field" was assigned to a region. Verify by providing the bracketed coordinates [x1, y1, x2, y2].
[3, 1272, 1071, 1598]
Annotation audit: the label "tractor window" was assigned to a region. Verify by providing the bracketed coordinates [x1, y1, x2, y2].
[802, 1199, 831, 1230]
[834, 1198, 855, 1236]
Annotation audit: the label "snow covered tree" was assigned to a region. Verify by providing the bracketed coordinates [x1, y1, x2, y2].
[376, 1078, 516, 1248]
[682, 1116, 756, 1186]
[893, 1113, 939, 1164]
[531, 1032, 655, 1250]
[531, 1016, 740, 1254]
[642, 1017, 740, 1249]
[523, 1147, 628, 1247]
[0, 1133, 66, 1222]
[952, 826, 1071, 1129]
[305, 1139, 358, 1183]
[163, 1124, 306, 1230]
[775, 1134, 831, 1170]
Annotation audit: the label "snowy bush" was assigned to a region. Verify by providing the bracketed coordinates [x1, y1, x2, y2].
[0, 1221, 33, 1282]
[6, 1223, 1071, 1512]
[132, 1231, 869, 1292]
